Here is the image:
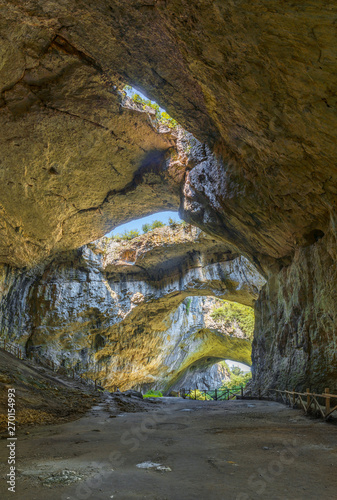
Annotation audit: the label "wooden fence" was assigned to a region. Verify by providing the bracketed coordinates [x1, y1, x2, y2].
[0, 339, 24, 359]
[269, 388, 337, 420]
[181, 386, 244, 401]
[180, 386, 337, 421]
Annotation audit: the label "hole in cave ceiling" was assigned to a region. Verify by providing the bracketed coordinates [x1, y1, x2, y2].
[104, 210, 182, 239]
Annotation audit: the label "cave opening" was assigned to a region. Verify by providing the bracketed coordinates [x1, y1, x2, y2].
[157, 296, 254, 396]
[104, 210, 182, 240]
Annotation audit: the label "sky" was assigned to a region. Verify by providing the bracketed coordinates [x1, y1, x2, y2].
[104, 88, 180, 238]
[105, 211, 182, 237]
[124, 86, 166, 113]
[225, 360, 251, 373]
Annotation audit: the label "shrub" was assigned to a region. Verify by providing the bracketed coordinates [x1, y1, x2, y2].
[143, 390, 163, 398]
[108, 233, 122, 241]
[150, 220, 165, 230]
[185, 390, 212, 401]
[168, 217, 177, 227]
[120, 229, 140, 240]
[142, 220, 165, 234]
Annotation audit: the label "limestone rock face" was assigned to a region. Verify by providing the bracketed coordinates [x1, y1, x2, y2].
[0, 226, 262, 391]
[168, 359, 231, 392]
[252, 217, 337, 393]
[0, 1, 336, 274]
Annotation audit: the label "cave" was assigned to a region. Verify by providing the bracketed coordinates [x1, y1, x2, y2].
[1, 2, 337, 498]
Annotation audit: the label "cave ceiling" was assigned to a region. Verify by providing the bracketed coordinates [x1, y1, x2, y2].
[0, 1, 336, 272]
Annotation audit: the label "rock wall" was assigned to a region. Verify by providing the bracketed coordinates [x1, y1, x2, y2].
[252, 217, 337, 393]
[0, 226, 261, 392]
[168, 359, 231, 392]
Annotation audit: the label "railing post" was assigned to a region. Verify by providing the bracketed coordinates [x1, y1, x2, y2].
[215, 389, 217, 401]
[292, 388, 295, 406]
[325, 388, 330, 416]
[241, 386, 243, 398]
[194, 389, 197, 400]
[306, 388, 310, 410]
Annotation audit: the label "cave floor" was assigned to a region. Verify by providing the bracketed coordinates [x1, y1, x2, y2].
[1, 397, 337, 500]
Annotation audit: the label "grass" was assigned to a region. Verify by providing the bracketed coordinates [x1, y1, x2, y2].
[143, 390, 163, 398]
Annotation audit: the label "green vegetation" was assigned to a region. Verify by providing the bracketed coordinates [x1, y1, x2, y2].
[210, 301, 255, 339]
[120, 229, 140, 240]
[107, 229, 140, 241]
[122, 85, 178, 128]
[142, 220, 165, 233]
[107, 217, 187, 242]
[143, 389, 163, 398]
[185, 389, 212, 401]
[220, 366, 252, 390]
[185, 298, 192, 315]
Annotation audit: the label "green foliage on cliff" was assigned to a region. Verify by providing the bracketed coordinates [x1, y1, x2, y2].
[107, 217, 188, 242]
[120, 229, 140, 240]
[123, 86, 178, 128]
[220, 367, 252, 390]
[210, 301, 255, 339]
[142, 220, 165, 233]
[186, 298, 192, 314]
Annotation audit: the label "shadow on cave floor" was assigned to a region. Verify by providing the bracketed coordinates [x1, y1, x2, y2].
[1, 395, 337, 499]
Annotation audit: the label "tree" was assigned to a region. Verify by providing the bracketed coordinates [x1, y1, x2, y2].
[150, 220, 165, 230]
[120, 229, 140, 240]
[231, 366, 243, 376]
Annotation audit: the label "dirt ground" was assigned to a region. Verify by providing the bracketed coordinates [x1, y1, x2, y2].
[1, 393, 337, 500]
[0, 350, 102, 432]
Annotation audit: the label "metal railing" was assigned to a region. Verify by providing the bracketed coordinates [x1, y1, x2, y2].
[180, 386, 244, 401]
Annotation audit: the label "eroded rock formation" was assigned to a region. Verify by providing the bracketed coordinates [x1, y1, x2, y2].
[0, 2, 336, 392]
[0, 226, 262, 391]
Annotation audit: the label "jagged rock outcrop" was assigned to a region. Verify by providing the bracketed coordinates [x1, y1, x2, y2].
[0, 226, 262, 391]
